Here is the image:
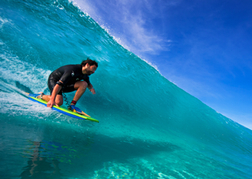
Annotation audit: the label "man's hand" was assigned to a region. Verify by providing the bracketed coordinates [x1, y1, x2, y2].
[47, 84, 62, 108]
[47, 99, 56, 108]
[90, 88, 96, 94]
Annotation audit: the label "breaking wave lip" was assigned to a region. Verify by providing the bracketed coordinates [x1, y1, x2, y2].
[70, 0, 161, 75]
[142, 58, 160, 73]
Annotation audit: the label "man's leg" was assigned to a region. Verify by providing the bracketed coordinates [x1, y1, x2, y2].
[40, 94, 50, 102]
[55, 95, 63, 106]
[71, 81, 88, 105]
[40, 94, 63, 106]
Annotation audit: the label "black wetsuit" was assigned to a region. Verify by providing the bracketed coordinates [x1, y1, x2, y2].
[48, 65, 90, 95]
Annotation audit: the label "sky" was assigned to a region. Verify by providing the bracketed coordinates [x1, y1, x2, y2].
[73, 0, 252, 129]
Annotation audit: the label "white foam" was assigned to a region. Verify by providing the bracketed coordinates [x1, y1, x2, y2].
[142, 58, 160, 73]
[0, 91, 50, 117]
[0, 53, 51, 92]
[0, 16, 10, 28]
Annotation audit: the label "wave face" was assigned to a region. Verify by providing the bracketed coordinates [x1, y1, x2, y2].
[1, 0, 252, 178]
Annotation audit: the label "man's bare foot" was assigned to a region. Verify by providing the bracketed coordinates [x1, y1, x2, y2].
[36, 92, 44, 99]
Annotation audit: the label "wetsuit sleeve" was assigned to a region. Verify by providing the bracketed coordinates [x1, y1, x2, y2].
[58, 70, 72, 86]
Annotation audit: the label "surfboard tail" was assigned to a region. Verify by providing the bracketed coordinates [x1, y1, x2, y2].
[75, 110, 91, 117]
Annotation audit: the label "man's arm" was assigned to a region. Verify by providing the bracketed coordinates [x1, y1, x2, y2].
[47, 84, 62, 108]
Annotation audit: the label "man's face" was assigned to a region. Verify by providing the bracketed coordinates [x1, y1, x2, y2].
[85, 64, 97, 75]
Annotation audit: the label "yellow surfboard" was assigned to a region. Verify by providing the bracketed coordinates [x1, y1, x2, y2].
[27, 93, 99, 123]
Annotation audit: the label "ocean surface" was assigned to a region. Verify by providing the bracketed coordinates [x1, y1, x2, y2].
[1, 0, 252, 178]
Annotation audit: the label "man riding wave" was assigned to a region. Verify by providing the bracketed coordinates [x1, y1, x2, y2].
[33, 58, 98, 113]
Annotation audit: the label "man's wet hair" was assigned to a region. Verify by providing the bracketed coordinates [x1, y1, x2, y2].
[81, 58, 98, 67]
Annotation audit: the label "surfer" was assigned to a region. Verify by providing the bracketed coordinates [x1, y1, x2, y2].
[35, 59, 98, 113]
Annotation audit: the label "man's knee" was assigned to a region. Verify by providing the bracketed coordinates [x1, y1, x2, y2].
[55, 96, 63, 106]
[55, 100, 63, 106]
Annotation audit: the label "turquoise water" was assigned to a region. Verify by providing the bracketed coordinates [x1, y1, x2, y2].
[1, 0, 252, 178]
